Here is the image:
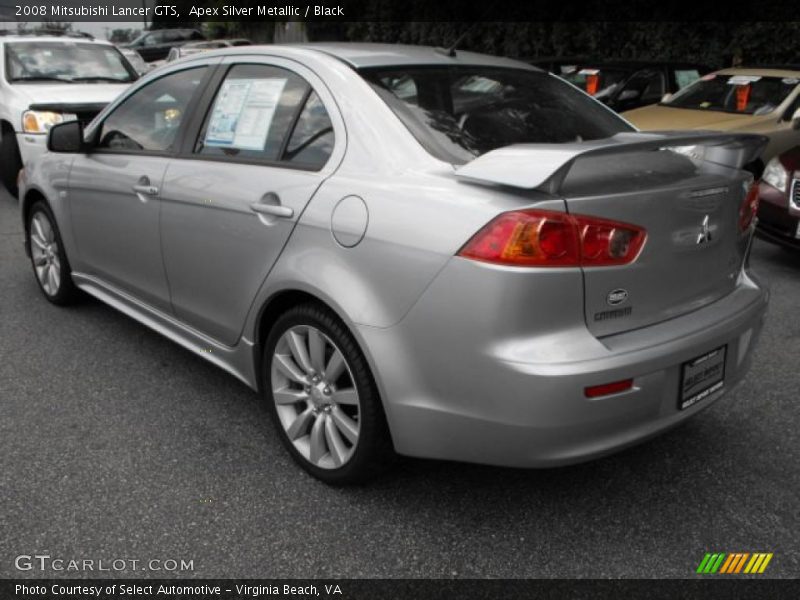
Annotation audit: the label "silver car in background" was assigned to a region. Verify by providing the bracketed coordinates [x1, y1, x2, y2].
[20, 44, 769, 484]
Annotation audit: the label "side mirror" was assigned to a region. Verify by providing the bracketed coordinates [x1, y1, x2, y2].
[792, 108, 800, 130]
[47, 120, 86, 153]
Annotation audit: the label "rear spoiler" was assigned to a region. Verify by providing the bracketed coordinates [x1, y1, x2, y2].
[455, 131, 768, 193]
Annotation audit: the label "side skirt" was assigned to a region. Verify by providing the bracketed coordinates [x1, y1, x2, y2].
[72, 272, 258, 390]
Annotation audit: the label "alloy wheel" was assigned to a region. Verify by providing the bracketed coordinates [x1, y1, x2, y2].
[30, 212, 62, 296]
[271, 325, 361, 469]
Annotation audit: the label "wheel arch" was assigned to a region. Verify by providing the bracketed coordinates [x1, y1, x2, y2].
[252, 286, 398, 452]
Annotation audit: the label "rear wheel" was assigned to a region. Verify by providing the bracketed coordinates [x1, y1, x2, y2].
[0, 125, 22, 197]
[262, 303, 394, 484]
[27, 201, 80, 305]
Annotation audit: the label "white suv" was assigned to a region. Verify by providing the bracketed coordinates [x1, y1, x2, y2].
[0, 31, 138, 196]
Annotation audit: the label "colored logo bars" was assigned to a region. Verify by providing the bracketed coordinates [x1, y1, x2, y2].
[696, 552, 773, 574]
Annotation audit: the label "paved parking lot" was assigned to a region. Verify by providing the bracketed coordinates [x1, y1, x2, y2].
[1, 185, 798, 579]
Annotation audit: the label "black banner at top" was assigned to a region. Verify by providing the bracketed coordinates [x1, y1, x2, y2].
[3, 0, 800, 22]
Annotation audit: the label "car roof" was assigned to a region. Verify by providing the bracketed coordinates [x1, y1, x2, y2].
[0, 33, 112, 46]
[716, 67, 800, 78]
[287, 43, 539, 70]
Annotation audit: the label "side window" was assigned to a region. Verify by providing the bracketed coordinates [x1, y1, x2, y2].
[783, 91, 800, 121]
[283, 91, 334, 168]
[674, 69, 701, 90]
[196, 64, 310, 162]
[97, 67, 206, 153]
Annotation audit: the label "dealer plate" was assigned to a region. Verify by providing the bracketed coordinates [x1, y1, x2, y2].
[679, 346, 727, 410]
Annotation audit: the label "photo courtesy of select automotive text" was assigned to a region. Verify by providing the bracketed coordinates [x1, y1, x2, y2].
[0, 0, 799, 598]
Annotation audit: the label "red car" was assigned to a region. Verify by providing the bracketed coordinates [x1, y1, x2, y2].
[757, 146, 800, 248]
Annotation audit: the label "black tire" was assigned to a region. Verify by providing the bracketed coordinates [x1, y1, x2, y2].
[27, 201, 80, 305]
[0, 125, 23, 198]
[262, 303, 395, 485]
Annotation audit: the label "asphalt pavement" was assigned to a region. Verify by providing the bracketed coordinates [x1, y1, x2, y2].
[1, 186, 798, 579]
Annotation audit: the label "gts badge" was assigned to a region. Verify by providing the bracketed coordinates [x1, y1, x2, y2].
[594, 307, 633, 322]
[595, 288, 632, 321]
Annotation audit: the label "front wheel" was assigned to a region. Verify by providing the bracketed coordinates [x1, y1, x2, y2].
[27, 201, 80, 305]
[263, 303, 395, 484]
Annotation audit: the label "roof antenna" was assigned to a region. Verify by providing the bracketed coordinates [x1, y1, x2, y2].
[435, 11, 492, 57]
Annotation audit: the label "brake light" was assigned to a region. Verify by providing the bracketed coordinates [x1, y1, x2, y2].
[739, 181, 759, 232]
[459, 209, 646, 267]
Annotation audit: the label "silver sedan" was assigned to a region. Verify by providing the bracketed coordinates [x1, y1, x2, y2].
[20, 44, 769, 484]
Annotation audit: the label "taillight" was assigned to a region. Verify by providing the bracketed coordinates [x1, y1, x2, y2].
[739, 181, 759, 232]
[459, 209, 646, 268]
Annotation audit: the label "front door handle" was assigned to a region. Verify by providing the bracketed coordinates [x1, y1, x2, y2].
[249, 203, 294, 219]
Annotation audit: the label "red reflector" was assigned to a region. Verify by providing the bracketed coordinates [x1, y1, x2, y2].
[585, 379, 634, 398]
[458, 209, 646, 268]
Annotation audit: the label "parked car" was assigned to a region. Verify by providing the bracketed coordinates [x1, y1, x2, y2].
[119, 47, 150, 76]
[0, 31, 138, 195]
[556, 60, 712, 112]
[525, 55, 591, 77]
[624, 67, 800, 171]
[122, 29, 205, 63]
[20, 44, 768, 484]
[165, 39, 252, 62]
[756, 146, 800, 248]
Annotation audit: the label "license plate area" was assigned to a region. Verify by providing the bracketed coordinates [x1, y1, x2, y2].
[679, 345, 727, 410]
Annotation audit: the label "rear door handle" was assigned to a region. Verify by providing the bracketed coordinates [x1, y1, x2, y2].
[132, 184, 159, 196]
[249, 203, 294, 219]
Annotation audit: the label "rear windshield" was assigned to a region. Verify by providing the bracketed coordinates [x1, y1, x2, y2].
[663, 73, 799, 115]
[5, 41, 137, 84]
[360, 66, 633, 164]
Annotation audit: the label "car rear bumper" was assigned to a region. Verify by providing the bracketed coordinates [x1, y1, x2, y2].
[358, 261, 768, 468]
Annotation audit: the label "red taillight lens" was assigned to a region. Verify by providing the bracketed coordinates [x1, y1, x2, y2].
[459, 210, 580, 266]
[576, 215, 646, 266]
[585, 379, 634, 398]
[459, 209, 646, 268]
[739, 181, 759, 232]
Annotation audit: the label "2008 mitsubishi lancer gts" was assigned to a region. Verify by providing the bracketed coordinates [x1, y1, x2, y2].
[19, 43, 769, 484]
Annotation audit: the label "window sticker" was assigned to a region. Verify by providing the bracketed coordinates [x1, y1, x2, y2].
[205, 77, 287, 151]
[727, 75, 762, 85]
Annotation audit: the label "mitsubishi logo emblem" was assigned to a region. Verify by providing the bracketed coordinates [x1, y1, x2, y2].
[696, 215, 713, 245]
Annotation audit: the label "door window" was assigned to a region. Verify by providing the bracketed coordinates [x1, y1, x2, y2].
[97, 67, 206, 153]
[195, 63, 334, 168]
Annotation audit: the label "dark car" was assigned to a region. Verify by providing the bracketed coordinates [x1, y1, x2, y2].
[550, 60, 713, 112]
[122, 29, 205, 63]
[756, 146, 800, 248]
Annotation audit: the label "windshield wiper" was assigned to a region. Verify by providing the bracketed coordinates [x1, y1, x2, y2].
[70, 76, 132, 83]
[10, 76, 75, 83]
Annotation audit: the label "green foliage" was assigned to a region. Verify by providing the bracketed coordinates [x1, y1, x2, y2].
[323, 22, 800, 68]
